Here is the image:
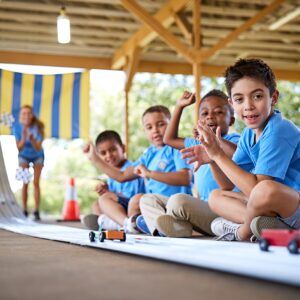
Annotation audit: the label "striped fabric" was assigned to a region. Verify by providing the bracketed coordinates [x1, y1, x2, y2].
[0, 69, 90, 140]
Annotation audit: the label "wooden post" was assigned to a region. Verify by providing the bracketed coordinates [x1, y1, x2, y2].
[124, 90, 129, 157]
[193, 0, 201, 123]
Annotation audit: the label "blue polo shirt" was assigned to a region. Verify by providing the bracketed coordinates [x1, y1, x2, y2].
[133, 144, 192, 196]
[233, 110, 300, 191]
[108, 160, 145, 198]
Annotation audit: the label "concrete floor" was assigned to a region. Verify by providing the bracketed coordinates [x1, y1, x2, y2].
[1, 223, 300, 300]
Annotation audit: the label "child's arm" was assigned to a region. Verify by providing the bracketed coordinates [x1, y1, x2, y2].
[29, 133, 43, 151]
[164, 91, 196, 150]
[15, 126, 27, 151]
[134, 164, 192, 186]
[83, 143, 137, 183]
[198, 124, 272, 197]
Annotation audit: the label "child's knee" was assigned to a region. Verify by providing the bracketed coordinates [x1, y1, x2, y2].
[140, 194, 159, 210]
[208, 189, 222, 212]
[166, 193, 193, 217]
[248, 180, 277, 210]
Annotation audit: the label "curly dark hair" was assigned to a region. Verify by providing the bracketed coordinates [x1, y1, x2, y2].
[224, 58, 276, 97]
[200, 89, 234, 116]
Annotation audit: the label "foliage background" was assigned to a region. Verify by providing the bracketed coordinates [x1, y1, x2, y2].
[16, 73, 300, 216]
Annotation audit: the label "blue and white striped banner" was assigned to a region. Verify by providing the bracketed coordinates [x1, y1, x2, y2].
[0, 69, 90, 139]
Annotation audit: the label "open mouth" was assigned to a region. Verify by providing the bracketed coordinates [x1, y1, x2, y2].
[243, 114, 259, 123]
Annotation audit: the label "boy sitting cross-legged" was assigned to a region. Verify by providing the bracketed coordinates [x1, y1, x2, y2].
[82, 130, 145, 233]
[185, 58, 300, 241]
[140, 90, 239, 237]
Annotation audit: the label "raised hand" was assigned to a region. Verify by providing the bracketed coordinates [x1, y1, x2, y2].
[181, 144, 211, 171]
[197, 123, 223, 160]
[176, 91, 196, 108]
[134, 164, 150, 178]
[83, 143, 98, 162]
[95, 181, 108, 196]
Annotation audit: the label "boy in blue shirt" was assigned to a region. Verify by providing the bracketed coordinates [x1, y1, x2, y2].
[82, 130, 145, 232]
[83, 106, 192, 233]
[140, 90, 239, 237]
[189, 58, 300, 241]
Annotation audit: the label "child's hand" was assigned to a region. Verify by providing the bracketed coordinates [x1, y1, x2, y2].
[134, 164, 150, 178]
[176, 91, 196, 108]
[83, 143, 98, 162]
[95, 181, 108, 196]
[197, 123, 223, 160]
[22, 126, 29, 139]
[181, 144, 211, 171]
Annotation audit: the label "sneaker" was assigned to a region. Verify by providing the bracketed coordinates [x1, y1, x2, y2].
[250, 216, 291, 240]
[82, 214, 99, 230]
[23, 210, 28, 217]
[211, 217, 241, 241]
[33, 210, 41, 221]
[98, 214, 120, 231]
[136, 215, 150, 234]
[123, 215, 140, 234]
[156, 215, 193, 238]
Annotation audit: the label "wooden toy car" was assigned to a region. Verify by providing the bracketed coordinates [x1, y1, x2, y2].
[259, 229, 300, 254]
[89, 230, 126, 243]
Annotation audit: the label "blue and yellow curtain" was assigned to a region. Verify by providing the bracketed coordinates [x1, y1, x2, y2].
[0, 69, 90, 139]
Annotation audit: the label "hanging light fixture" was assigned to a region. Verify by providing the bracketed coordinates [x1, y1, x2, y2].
[57, 6, 71, 44]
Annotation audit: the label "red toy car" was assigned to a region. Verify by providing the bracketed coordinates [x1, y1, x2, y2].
[259, 229, 300, 254]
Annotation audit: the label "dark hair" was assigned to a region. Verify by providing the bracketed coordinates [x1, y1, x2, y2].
[200, 89, 234, 116]
[224, 58, 276, 97]
[142, 105, 171, 120]
[95, 130, 123, 147]
[21, 105, 45, 138]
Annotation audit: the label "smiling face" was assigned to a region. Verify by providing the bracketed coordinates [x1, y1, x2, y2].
[229, 77, 278, 138]
[199, 96, 234, 136]
[19, 106, 34, 127]
[96, 139, 125, 168]
[142, 112, 169, 148]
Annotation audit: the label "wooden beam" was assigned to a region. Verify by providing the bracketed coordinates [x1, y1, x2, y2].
[124, 47, 141, 92]
[172, 11, 192, 43]
[112, 0, 191, 69]
[198, 0, 285, 62]
[120, 0, 195, 64]
[0, 51, 299, 82]
[193, 0, 201, 122]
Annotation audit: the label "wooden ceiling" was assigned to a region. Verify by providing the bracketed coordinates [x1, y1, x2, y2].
[0, 0, 299, 81]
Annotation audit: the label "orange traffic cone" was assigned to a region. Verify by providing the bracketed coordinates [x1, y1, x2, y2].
[62, 177, 80, 221]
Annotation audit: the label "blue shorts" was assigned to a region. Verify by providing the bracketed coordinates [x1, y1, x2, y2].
[117, 195, 129, 211]
[19, 155, 44, 166]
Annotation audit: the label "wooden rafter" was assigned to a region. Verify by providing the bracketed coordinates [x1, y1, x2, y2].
[120, 0, 195, 64]
[124, 47, 141, 93]
[198, 0, 285, 62]
[111, 0, 191, 69]
[172, 11, 192, 43]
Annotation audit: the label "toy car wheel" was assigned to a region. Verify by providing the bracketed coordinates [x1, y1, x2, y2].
[259, 239, 269, 252]
[99, 231, 106, 242]
[89, 231, 95, 242]
[120, 233, 126, 242]
[288, 240, 298, 254]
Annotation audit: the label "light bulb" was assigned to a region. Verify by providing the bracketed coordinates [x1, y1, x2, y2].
[57, 7, 71, 44]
